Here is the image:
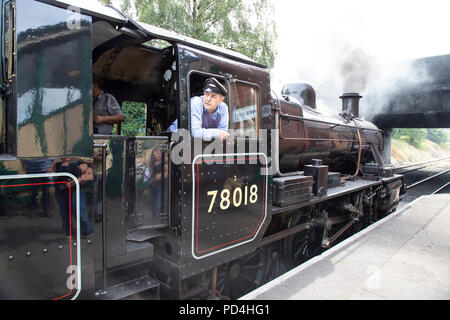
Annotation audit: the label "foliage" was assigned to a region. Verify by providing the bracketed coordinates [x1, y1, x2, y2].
[99, 0, 132, 14]
[100, 0, 277, 68]
[426, 128, 449, 145]
[392, 128, 450, 149]
[392, 128, 425, 148]
[119, 101, 147, 136]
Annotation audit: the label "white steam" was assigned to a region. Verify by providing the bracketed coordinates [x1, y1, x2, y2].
[271, 0, 449, 119]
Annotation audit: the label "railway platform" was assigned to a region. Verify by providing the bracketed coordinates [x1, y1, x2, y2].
[240, 194, 450, 300]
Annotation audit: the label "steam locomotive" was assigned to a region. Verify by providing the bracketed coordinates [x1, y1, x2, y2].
[0, 0, 404, 300]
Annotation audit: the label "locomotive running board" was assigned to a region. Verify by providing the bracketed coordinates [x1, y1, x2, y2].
[272, 178, 383, 215]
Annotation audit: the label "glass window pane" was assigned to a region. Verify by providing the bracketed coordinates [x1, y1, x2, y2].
[231, 82, 259, 138]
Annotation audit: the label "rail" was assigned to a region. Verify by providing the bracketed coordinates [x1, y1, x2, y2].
[393, 156, 450, 174]
[432, 181, 450, 194]
[406, 168, 450, 190]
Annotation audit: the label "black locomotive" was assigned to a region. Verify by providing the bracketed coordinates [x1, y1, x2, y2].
[0, 0, 404, 300]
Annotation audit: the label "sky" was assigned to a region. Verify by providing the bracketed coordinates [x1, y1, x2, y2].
[270, 0, 450, 112]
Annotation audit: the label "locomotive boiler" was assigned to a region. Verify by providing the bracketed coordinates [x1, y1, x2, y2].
[276, 84, 384, 176]
[0, 0, 404, 300]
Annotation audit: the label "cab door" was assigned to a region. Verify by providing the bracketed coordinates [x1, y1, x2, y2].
[92, 135, 167, 298]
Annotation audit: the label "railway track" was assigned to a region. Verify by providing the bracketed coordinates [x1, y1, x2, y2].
[397, 158, 450, 207]
[432, 181, 450, 194]
[406, 168, 450, 190]
[393, 156, 450, 174]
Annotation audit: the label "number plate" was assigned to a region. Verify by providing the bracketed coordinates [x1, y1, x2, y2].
[192, 153, 268, 259]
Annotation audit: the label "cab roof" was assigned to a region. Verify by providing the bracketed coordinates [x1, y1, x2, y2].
[38, 0, 266, 68]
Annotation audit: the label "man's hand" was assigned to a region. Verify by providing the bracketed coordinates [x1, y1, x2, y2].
[218, 130, 230, 141]
[94, 115, 104, 124]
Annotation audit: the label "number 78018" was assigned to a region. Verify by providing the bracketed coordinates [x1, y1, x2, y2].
[207, 184, 258, 213]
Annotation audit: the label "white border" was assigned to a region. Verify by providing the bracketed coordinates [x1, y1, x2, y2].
[0, 173, 81, 300]
[191, 153, 269, 260]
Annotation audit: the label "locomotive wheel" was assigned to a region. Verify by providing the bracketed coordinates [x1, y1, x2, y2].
[215, 247, 272, 299]
[282, 227, 322, 269]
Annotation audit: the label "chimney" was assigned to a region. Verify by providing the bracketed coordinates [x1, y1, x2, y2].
[340, 92, 362, 118]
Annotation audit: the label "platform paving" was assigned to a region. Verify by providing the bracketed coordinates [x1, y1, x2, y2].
[240, 194, 450, 300]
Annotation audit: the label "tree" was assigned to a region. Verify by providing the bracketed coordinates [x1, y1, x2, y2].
[100, 0, 277, 68]
[393, 128, 450, 148]
[118, 101, 147, 136]
[427, 129, 449, 146]
[392, 128, 427, 148]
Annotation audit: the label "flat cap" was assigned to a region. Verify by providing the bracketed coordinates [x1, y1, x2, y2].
[203, 78, 227, 96]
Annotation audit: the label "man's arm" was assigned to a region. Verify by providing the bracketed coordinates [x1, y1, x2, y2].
[95, 94, 125, 125]
[216, 103, 229, 131]
[94, 114, 125, 125]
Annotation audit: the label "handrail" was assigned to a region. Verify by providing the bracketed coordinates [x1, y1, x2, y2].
[279, 111, 382, 133]
[1, 0, 15, 89]
[270, 91, 300, 177]
[167, 141, 177, 230]
[93, 143, 108, 295]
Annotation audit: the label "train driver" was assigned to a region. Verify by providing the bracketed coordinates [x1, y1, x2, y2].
[169, 77, 230, 140]
[92, 76, 125, 135]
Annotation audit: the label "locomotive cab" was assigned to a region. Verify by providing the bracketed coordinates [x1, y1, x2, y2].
[89, 7, 273, 299]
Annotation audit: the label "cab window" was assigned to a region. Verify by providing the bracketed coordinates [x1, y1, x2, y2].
[229, 81, 259, 138]
[187, 71, 228, 134]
